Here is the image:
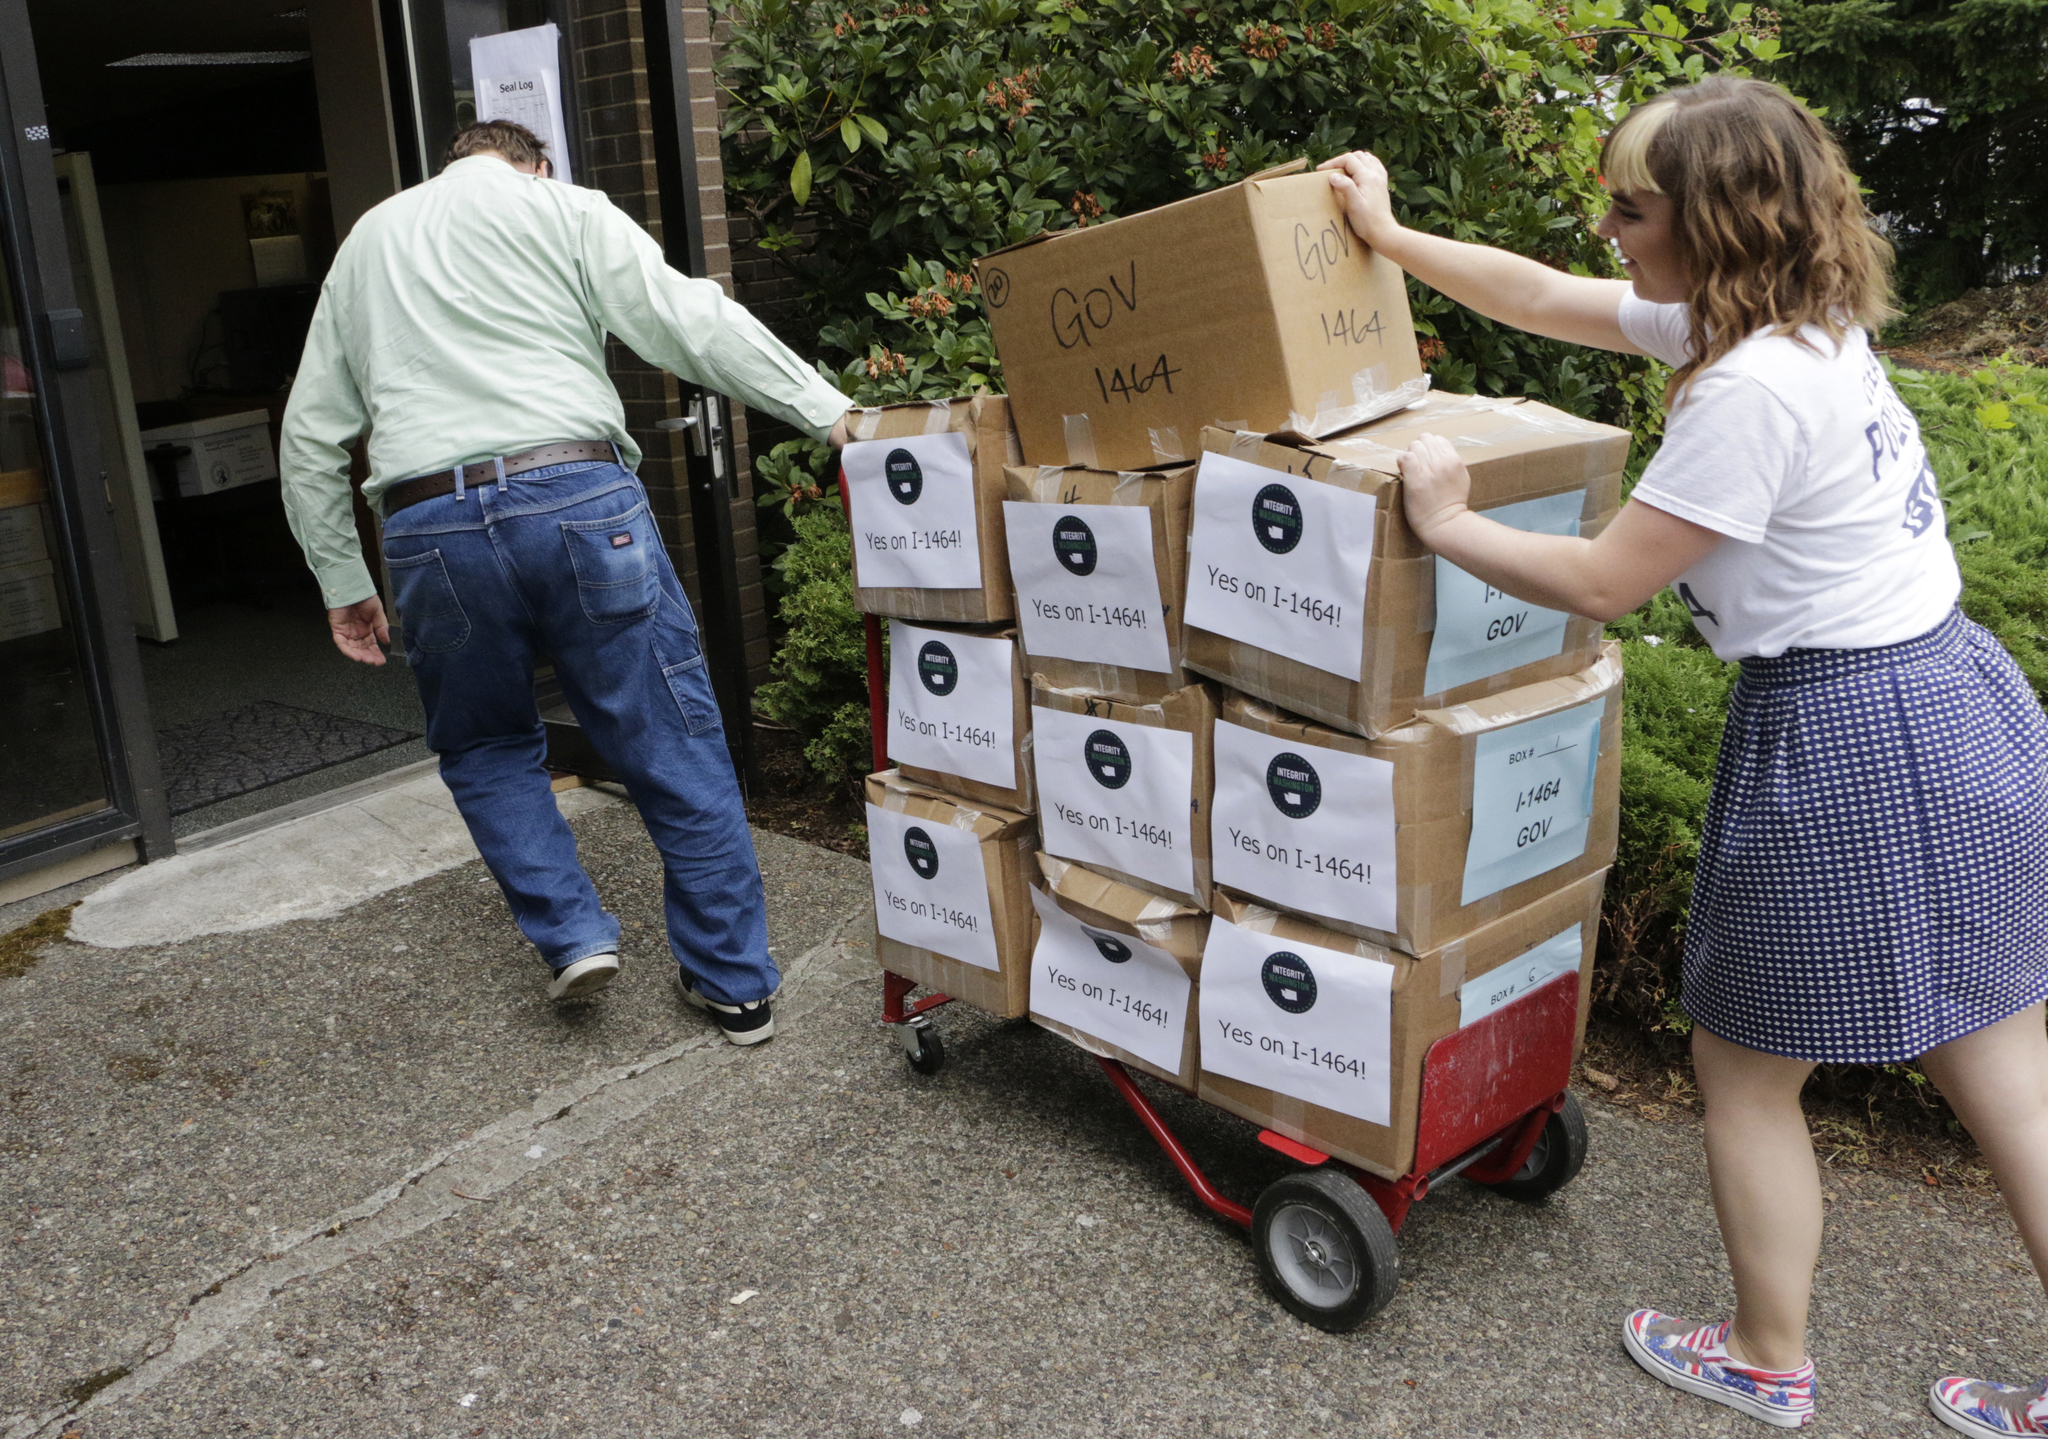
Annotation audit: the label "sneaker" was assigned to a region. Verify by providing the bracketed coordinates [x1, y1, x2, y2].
[1930, 1375, 2048, 1437]
[547, 952, 619, 1001]
[676, 977, 774, 1045]
[1622, 1310, 1817, 1429]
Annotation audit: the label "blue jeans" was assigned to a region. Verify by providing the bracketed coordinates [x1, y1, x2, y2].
[380, 460, 776, 1004]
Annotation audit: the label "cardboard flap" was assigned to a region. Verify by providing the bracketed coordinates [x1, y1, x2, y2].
[863, 769, 1030, 838]
[1244, 157, 1311, 183]
[1414, 640, 1622, 735]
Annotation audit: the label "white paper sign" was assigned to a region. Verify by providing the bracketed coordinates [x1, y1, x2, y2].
[865, 803, 999, 970]
[1033, 705, 1196, 897]
[1461, 698, 1604, 904]
[1423, 490, 1584, 694]
[1210, 719, 1398, 933]
[470, 25, 574, 183]
[1198, 916, 1394, 1125]
[887, 621, 1016, 788]
[1004, 501, 1173, 673]
[844, 432, 982, 590]
[1459, 923, 1583, 1027]
[1028, 887, 1192, 1074]
[1182, 451, 1378, 682]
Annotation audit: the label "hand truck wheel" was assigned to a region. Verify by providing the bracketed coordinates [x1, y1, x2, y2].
[903, 1027, 946, 1075]
[1481, 1091, 1588, 1203]
[1252, 1168, 1400, 1331]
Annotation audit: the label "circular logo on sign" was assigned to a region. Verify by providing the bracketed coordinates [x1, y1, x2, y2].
[1083, 927, 1134, 963]
[983, 267, 1011, 309]
[210, 462, 232, 490]
[903, 826, 940, 880]
[1265, 751, 1322, 820]
[1084, 729, 1132, 790]
[1252, 482, 1304, 555]
[884, 448, 923, 505]
[916, 640, 959, 696]
[1053, 514, 1098, 576]
[1261, 951, 1318, 1014]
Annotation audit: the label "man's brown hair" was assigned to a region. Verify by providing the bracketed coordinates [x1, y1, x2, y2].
[444, 119, 550, 171]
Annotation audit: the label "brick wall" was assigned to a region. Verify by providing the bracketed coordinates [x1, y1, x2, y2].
[565, 0, 774, 687]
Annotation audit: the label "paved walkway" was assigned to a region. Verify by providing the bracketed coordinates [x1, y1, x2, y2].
[2, 788, 2040, 1437]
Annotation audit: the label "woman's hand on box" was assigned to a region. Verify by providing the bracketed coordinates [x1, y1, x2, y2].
[1396, 433, 1471, 546]
[1319, 151, 1400, 251]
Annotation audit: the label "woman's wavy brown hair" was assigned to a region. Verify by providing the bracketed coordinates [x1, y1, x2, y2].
[1601, 75, 1897, 399]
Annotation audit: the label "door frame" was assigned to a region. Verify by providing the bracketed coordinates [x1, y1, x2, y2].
[0, 0, 173, 881]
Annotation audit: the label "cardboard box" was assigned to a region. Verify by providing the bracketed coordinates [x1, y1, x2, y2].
[136, 409, 278, 497]
[865, 769, 1038, 1017]
[1197, 872, 1605, 1179]
[1183, 393, 1629, 737]
[1028, 852, 1209, 1091]
[1032, 679, 1217, 909]
[1003, 461, 1195, 702]
[975, 163, 1425, 471]
[888, 620, 1035, 814]
[1211, 642, 1621, 953]
[845, 395, 1022, 623]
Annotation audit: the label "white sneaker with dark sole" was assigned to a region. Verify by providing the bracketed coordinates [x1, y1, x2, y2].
[676, 976, 774, 1045]
[548, 953, 620, 1001]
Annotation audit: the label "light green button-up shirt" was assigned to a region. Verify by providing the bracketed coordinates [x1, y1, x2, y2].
[279, 154, 852, 609]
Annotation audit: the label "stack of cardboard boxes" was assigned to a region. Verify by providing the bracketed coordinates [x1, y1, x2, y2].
[851, 159, 1628, 1180]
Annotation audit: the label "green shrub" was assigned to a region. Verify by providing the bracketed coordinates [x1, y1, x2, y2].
[717, 0, 1783, 437]
[752, 506, 881, 790]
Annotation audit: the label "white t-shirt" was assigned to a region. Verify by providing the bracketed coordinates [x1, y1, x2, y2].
[1619, 293, 1960, 660]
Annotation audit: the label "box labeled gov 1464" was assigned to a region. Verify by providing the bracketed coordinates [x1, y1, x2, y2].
[1210, 643, 1622, 954]
[844, 396, 1021, 623]
[1182, 394, 1627, 738]
[974, 162, 1424, 472]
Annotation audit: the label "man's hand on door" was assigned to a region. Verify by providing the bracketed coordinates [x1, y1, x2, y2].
[328, 596, 391, 666]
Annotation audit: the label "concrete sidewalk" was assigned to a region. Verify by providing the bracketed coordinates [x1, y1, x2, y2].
[2, 794, 2040, 1437]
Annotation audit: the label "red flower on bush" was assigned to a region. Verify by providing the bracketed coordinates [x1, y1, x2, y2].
[1417, 337, 1448, 367]
[1069, 190, 1105, 224]
[1239, 21, 1289, 60]
[1305, 21, 1340, 50]
[1168, 45, 1217, 81]
[1201, 147, 1230, 173]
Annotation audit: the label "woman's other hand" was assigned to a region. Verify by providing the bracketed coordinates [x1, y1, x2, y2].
[1319, 151, 1400, 251]
[1397, 433, 1471, 546]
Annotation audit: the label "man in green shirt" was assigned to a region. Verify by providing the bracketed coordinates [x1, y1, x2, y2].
[279, 120, 849, 1042]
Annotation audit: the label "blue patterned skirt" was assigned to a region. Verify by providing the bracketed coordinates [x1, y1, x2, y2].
[1682, 609, 2048, 1063]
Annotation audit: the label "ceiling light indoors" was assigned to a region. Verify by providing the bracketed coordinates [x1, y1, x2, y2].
[108, 51, 312, 68]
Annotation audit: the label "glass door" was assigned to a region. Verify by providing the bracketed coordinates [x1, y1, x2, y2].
[0, 0, 171, 878]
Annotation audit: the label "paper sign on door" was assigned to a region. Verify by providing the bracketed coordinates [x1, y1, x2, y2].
[1423, 490, 1585, 694]
[1198, 916, 1394, 1126]
[1033, 706, 1196, 897]
[844, 432, 981, 589]
[1028, 887, 1192, 1074]
[1182, 452, 1377, 681]
[886, 621, 1016, 788]
[1210, 719, 1398, 933]
[1461, 699, 1604, 904]
[1459, 924, 1584, 1027]
[1004, 502, 1173, 673]
[865, 803, 1000, 970]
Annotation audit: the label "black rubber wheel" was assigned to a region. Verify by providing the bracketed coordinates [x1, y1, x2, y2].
[905, 1028, 945, 1075]
[1481, 1092, 1589, 1202]
[1251, 1169, 1401, 1331]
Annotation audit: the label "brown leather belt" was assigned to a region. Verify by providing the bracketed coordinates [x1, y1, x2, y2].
[382, 440, 618, 515]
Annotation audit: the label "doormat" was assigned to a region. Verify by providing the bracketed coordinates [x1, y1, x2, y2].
[156, 701, 420, 815]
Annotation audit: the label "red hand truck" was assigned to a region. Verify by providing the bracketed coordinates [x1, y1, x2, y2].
[846, 471, 1589, 1332]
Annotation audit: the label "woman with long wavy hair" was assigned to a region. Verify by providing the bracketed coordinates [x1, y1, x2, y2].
[1322, 75, 2048, 1434]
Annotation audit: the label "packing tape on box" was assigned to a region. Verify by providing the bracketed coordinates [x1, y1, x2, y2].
[1027, 465, 1067, 501]
[1438, 937, 1468, 997]
[1416, 648, 1622, 734]
[1290, 368, 1433, 440]
[923, 400, 953, 435]
[1112, 471, 1152, 503]
[949, 803, 984, 831]
[852, 408, 883, 441]
[1062, 414, 1099, 469]
[1147, 427, 1185, 465]
[1228, 430, 1266, 461]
